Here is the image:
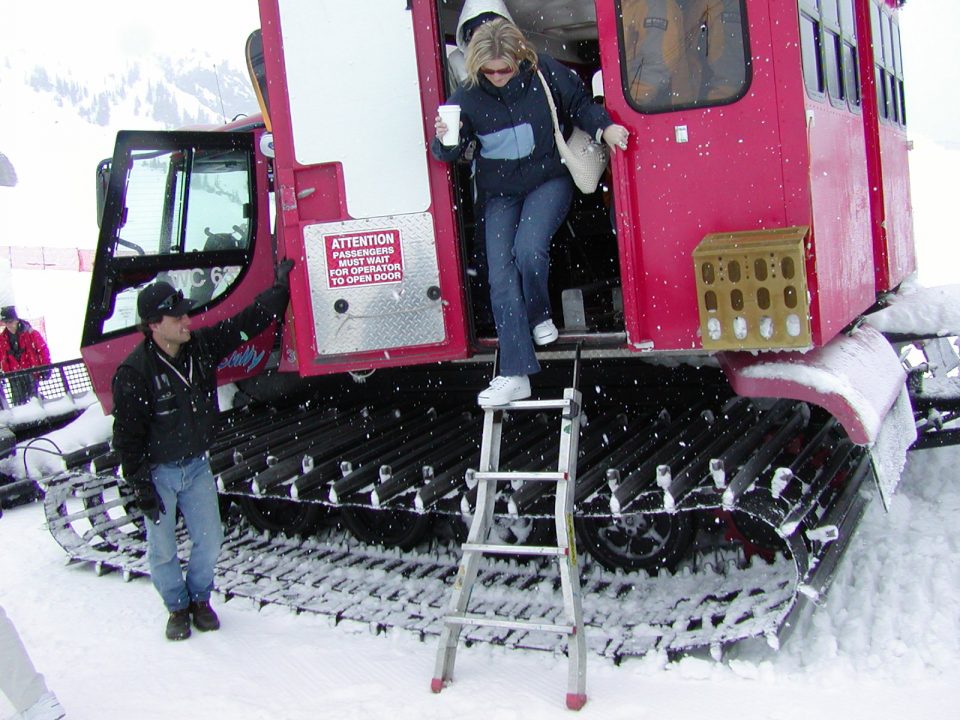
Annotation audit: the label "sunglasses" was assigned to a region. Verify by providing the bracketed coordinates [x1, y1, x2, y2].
[156, 290, 185, 313]
[480, 66, 514, 77]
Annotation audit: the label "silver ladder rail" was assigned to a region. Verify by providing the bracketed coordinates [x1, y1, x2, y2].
[431, 350, 588, 711]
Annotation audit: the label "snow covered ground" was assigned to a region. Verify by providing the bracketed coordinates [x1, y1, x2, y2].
[1, 441, 958, 719]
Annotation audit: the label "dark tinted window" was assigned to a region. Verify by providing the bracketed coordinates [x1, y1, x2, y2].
[843, 42, 860, 106]
[619, 0, 751, 113]
[824, 29, 843, 100]
[868, 2, 905, 127]
[799, 13, 824, 96]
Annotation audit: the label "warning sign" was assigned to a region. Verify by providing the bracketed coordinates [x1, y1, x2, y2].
[323, 228, 404, 289]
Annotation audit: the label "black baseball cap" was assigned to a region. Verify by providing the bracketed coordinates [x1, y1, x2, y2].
[137, 281, 194, 321]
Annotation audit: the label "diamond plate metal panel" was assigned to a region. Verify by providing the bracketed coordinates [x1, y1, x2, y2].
[303, 213, 445, 356]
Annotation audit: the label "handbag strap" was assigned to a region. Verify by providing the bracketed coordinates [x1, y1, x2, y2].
[536, 69, 563, 137]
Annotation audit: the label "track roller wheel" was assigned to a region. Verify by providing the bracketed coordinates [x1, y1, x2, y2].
[576, 511, 695, 573]
[236, 496, 325, 536]
[338, 507, 432, 550]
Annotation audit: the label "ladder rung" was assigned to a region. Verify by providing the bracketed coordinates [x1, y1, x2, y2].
[444, 614, 574, 635]
[462, 542, 568, 557]
[471, 471, 568, 483]
[481, 398, 572, 411]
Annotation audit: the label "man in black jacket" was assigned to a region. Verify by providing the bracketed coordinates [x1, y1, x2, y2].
[112, 260, 293, 640]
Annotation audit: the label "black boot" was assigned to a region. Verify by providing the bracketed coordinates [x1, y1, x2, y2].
[190, 600, 221, 632]
[166, 608, 192, 640]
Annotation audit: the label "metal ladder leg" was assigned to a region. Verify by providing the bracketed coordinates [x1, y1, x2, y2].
[432, 407, 503, 691]
[556, 386, 586, 710]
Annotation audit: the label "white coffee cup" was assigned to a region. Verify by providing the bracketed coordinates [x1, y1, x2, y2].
[438, 104, 461, 146]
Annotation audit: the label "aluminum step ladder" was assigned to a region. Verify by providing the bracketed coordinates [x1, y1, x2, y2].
[431, 349, 588, 710]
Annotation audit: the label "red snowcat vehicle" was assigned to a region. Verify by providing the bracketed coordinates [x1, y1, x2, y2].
[48, 0, 947, 662]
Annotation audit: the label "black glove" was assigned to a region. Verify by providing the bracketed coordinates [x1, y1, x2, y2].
[275, 259, 294, 289]
[131, 481, 165, 524]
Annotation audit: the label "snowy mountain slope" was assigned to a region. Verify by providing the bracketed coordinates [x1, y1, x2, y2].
[0, 46, 256, 246]
[0, 43, 256, 359]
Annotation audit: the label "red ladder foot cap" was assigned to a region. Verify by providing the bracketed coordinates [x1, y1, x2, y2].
[431, 678, 445, 693]
[566, 693, 587, 711]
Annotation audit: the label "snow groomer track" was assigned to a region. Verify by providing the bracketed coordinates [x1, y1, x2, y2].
[42, 365, 877, 659]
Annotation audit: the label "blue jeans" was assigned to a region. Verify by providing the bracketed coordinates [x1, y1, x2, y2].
[484, 175, 573, 376]
[145, 456, 223, 612]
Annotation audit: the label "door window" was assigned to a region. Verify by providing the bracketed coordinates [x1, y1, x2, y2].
[618, 0, 751, 112]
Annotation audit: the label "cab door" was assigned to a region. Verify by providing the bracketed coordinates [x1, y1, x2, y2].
[81, 129, 281, 412]
[258, 0, 469, 373]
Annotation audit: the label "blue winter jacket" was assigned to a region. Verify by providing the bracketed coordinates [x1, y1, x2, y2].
[431, 54, 612, 196]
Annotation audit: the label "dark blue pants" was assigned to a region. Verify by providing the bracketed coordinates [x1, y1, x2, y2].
[484, 175, 573, 376]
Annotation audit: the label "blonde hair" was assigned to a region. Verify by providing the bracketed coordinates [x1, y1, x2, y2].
[463, 19, 538, 88]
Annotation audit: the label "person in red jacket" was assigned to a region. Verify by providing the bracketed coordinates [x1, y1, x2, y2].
[0, 306, 51, 406]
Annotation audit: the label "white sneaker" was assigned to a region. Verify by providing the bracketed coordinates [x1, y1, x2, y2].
[17, 692, 65, 720]
[477, 375, 531, 406]
[533, 319, 559, 346]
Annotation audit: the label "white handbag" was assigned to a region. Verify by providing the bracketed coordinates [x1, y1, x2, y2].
[537, 69, 610, 194]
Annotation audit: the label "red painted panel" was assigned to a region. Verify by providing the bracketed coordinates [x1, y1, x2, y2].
[257, 0, 469, 374]
[804, 99, 875, 343]
[878, 123, 915, 289]
[597, 2, 798, 351]
[596, 0, 900, 352]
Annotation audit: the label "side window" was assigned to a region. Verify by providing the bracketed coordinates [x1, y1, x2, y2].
[119, 147, 252, 258]
[820, 1, 843, 103]
[839, 0, 860, 108]
[798, 1, 824, 97]
[893, 21, 906, 124]
[868, 2, 905, 127]
[619, 0, 751, 113]
[799, 0, 861, 112]
[118, 150, 185, 257]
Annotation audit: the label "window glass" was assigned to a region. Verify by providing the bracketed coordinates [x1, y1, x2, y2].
[839, 0, 855, 39]
[620, 0, 749, 112]
[182, 148, 253, 255]
[898, 79, 906, 125]
[118, 147, 251, 258]
[101, 140, 254, 334]
[118, 150, 183, 257]
[888, 77, 900, 123]
[870, 4, 882, 63]
[824, 30, 843, 101]
[892, 21, 902, 76]
[101, 286, 142, 334]
[843, 42, 860, 106]
[821, 0, 839, 28]
[882, 14, 894, 68]
[885, 72, 897, 121]
[799, 13, 824, 95]
[875, 66, 887, 118]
